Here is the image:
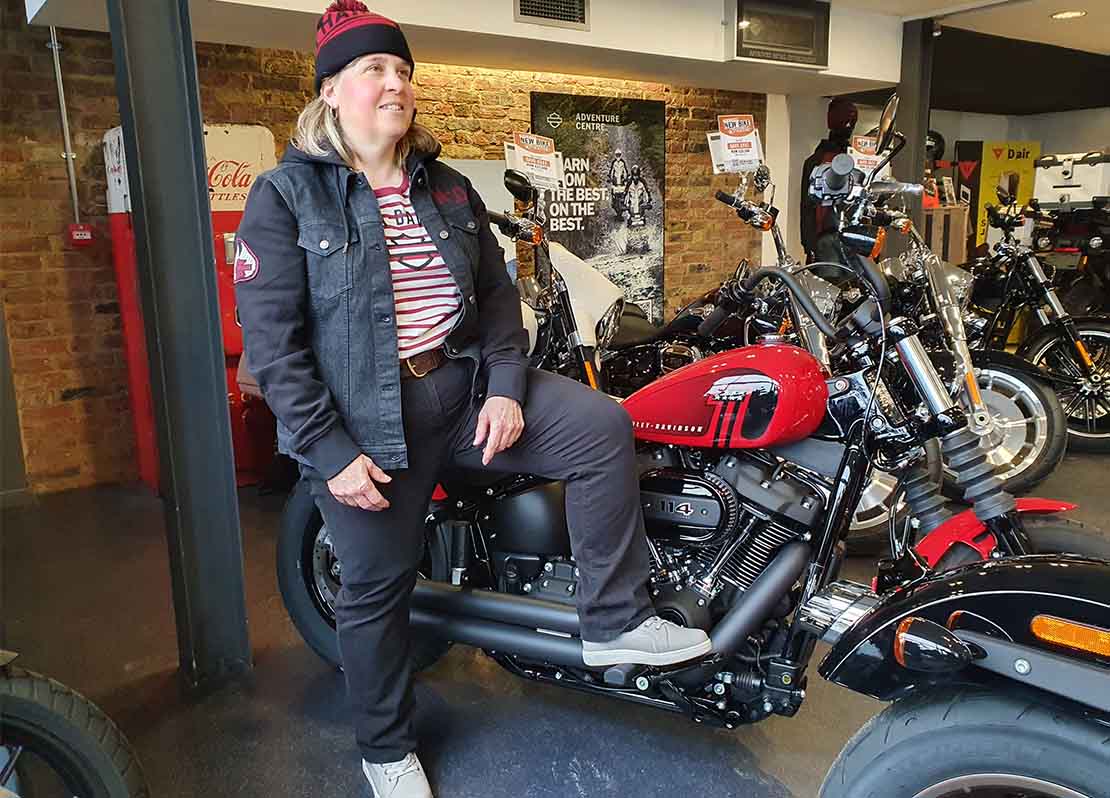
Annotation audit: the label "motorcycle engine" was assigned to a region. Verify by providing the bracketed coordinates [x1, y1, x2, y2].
[637, 447, 825, 630]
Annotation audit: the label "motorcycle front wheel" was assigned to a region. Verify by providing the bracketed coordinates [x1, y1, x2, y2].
[1022, 318, 1110, 452]
[941, 361, 1067, 498]
[820, 685, 1107, 798]
[276, 478, 453, 671]
[0, 667, 149, 798]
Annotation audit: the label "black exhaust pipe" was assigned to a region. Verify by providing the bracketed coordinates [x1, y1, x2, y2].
[710, 542, 811, 656]
[411, 580, 580, 635]
[410, 609, 584, 668]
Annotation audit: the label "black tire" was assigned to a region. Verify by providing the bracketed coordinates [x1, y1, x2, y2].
[847, 440, 943, 555]
[940, 362, 1068, 499]
[276, 478, 453, 671]
[0, 667, 149, 798]
[1022, 318, 1110, 453]
[820, 684, 1109, 798]
[935, 515, 1110, 570]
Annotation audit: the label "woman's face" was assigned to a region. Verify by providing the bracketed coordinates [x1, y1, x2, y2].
[323, 53, 415, 148]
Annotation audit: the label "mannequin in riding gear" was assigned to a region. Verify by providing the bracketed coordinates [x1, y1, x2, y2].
[800, 97, 857, 264]
[625, 165, 652, 217]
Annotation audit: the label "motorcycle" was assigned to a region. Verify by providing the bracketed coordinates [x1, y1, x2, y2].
[275, 98, 1110, 795]
[826, 186, 1068, 498]
[0, 650, 149, 798]
[964, 192, 1110, 452]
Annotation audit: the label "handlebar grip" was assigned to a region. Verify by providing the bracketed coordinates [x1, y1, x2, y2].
[825, 153, 856, 191]
[697, 302, 733, 337]
[715, 190, 737, 207]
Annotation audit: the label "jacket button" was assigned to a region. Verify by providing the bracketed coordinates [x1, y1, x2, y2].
[319, 239, 330, 250]
[439, 230, 450, 239]
[390, 454, 401, 462]
[379, 314, 392, 323]
[446, 345, 457, 355]
[468, 295, 476, 304]
[467, 221, 476, 229]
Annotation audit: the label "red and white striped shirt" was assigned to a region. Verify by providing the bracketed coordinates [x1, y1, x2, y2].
[375, 174, 462, 359]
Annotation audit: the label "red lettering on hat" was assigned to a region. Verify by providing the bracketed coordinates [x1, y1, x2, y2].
[233, 239, 260, 284]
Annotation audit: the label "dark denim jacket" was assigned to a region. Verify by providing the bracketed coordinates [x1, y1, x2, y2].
[233, 143, 528, 478]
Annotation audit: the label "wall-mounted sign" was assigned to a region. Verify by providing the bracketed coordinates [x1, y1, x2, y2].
[734, 0, 830, 68]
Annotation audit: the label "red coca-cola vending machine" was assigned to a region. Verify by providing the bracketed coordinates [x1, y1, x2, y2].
[104, 124, 278, 492]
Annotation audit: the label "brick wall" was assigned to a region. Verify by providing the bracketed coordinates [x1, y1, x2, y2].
[0, 0, 764, 493]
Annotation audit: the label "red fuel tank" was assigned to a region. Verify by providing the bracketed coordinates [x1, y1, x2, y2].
[622, 343, 829, 449]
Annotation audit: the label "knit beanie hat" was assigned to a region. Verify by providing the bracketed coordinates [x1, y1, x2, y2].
[314, 2, 414, 93]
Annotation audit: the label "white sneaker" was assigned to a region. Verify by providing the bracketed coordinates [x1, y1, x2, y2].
[362, 753, 433, 798]
[581, 615, 712, 667]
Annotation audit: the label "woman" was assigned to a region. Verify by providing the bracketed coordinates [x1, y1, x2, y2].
[233, 4, 710, 796]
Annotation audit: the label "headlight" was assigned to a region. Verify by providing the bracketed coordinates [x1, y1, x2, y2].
[595, 297, 625, 350]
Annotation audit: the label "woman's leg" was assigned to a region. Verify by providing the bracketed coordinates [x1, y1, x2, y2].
[302, 359, 471, 763]
[449, 368, 654, 642]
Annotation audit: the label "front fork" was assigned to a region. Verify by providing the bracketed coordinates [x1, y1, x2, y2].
[1028, 254, 1098, 374]
[890, 321, 1033, 555]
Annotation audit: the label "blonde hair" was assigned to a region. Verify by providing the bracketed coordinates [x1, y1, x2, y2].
[292, 66, 438, 169]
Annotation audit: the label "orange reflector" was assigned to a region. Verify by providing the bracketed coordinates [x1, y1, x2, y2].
[1074, 339, 1095, 370]
[870, 227, 887, 260]
[1031, 615, 1110, 656]
[894, 218, 913, 234]
[582, 359, 599, 390]
[893, 616, 915, 667]
[532, 226, 544, 245]
[964, 371, 984, 408]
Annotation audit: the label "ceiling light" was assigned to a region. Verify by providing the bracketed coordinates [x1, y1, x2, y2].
[1050, 10, 1087, 19]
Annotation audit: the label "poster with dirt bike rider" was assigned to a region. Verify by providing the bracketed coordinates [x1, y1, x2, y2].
[531, 91, 666, 323]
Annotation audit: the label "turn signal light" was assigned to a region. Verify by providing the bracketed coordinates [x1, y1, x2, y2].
[869, 227, 887, 260]
[894, 616, 972, 672]
[1031, 615, 1110, 657]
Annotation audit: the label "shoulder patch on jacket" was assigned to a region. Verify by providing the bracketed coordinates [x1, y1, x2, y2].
[233, 239, 260, 283]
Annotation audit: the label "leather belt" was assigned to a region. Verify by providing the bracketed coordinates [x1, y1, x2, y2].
[400, 347, 447, 379]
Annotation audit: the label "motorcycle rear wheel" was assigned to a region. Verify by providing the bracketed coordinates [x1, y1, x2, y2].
[820, 685, 1107, 798]
[0, 667, 149, 798]
[276, 478, 453, 671]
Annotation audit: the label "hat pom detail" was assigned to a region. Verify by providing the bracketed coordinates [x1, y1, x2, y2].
[326, 0, 369, 13]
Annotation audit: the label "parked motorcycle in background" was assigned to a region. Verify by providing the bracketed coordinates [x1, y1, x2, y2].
[0, 651, 149, 798]
[964, 193, 1110, 452]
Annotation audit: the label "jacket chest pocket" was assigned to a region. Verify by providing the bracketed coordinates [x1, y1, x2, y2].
[299, 223, 355, 303]
[445, 212, 481, 271]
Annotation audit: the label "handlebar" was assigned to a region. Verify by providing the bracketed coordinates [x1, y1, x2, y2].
[715, 190, 757, 222]
[697, 302, 734, 337]
[742, 268, 842, 340]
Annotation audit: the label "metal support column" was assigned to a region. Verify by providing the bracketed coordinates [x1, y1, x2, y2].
[105, 0, 251, 692]
[894, 19, 936, 226]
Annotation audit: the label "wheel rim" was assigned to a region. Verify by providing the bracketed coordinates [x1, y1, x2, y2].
[2, 729, 101, 797]
[911, 773, 1090, 798]
[1028, 328, 1110, 441]
[849, 468, 904, 534]
[309, 521, 339, 625]
[945, 367, 1050, 484]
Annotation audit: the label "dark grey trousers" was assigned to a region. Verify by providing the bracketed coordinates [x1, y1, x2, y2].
[301, 358, 654, 763]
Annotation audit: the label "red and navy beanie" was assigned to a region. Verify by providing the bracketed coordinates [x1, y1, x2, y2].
[314, 2, 414, 93]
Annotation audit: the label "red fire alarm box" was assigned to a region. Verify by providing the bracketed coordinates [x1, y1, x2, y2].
[103, 124, 278, 492]
[68, 223, 94, 247]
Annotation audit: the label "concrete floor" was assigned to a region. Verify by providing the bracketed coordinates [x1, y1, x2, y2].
[3, 451, 1109, 798]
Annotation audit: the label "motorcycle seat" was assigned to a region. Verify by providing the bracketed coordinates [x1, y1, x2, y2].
[610, 312, 663, 349]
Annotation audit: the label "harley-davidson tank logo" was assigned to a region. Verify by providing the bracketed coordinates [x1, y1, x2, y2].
[704, 374, 779, 402]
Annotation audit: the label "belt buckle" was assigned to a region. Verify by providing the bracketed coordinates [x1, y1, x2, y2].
[405, 354, 433, 379]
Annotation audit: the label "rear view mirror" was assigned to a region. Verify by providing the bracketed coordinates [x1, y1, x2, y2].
[504, 169, 534, 203]
[996, 185, 1012, 206]
[877, 94, 899, 153]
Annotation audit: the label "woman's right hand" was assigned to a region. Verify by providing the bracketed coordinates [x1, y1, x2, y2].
[327, 454, 393, 511]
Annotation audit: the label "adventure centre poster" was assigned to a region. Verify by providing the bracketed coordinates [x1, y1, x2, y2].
[531, 92, 666, 323]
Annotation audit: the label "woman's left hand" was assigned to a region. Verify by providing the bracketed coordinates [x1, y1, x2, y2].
[473, 396, 525, 465]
